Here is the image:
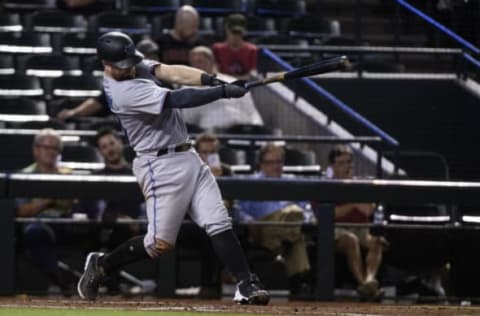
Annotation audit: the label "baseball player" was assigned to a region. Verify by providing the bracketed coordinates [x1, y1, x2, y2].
[77, 32, 270, 305]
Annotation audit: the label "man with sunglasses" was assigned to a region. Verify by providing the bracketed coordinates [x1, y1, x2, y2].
[237, 144, 314, 300]
[328, 144, 387, 301]
[16, 128, 75, 297]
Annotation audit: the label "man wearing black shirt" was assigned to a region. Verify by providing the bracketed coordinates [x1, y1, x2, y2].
[155, 5, 207, 65]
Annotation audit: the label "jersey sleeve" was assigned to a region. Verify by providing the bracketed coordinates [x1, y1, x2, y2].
[118, 79, 169, 115]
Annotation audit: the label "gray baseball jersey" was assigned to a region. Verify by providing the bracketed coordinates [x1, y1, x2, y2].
[103, 60, 189, 154]
[103, 60, 232, 255]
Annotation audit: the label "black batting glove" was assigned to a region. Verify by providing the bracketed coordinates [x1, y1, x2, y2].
[223, 84, 248, 98]
[201, 73, 227, 86]
[231, 80, 247, 88]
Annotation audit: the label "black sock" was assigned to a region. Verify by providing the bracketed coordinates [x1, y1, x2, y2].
[210, 229, 251, 282]
[99, 235, 149, 273]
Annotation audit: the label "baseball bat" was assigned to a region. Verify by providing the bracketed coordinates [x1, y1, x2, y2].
[245, 55, 349, 89]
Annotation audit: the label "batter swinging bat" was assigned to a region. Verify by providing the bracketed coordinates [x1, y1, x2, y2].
[245, 55, 349, 89]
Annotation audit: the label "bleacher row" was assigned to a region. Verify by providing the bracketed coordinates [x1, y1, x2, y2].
[0, 129, 322, 175]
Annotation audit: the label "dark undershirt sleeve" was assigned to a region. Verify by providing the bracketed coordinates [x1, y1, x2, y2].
[163, 86, 225, 109]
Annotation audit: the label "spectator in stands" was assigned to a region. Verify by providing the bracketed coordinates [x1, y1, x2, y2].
[155, 5, 207, 65]
[136, 38, 160, 61]
[195, 132, 232, 178]
[327, 144, 386, 300]
[93, 127, 144, 249]
[183, 46, 263, 131]
[190, 132, 234, 298]
[237, 144, 314, 300]
[16, 129, 75, 297]
[213, 14, 258, 79]
[84, 127, 145, 294]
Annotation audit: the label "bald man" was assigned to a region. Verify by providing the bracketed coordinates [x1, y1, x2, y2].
[155, 5, 208, 65]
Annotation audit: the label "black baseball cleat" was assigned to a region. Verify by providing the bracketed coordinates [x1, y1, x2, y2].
[233, 274, 270, 305]
[77, 252, 105, 300]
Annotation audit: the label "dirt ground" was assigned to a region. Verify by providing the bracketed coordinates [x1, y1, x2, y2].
[1, 296, 480, 316]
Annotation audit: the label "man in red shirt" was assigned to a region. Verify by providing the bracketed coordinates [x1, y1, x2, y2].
[328, 145, 387, 301]
[213, 14, 258, 79]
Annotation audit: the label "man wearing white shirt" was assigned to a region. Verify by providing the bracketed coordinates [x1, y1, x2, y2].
[183, 46, 264, 131]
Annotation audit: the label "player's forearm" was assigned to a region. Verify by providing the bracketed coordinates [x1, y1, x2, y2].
[164, 86, 224, 109]
[154, 64, 204, 86]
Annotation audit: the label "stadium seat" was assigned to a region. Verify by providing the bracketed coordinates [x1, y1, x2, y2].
[125, 0, 180, 14]
[49, 75, 102, 99]
[252, 35, 310, 65]
[0, 13, 23, 32]
[89, 12, 151, 35]
[17, 54, 82, 77]
[185, 123, 205, 134]
[386, 204, 451, 225]
[0, 133, 35, 171]
[0, 55, 15, 75]
[224, 124, 276, 135]
[187, 0, 246, 15]
[219, 146, 247, 165]
[245, 16, 278, 38]
[0, 98, 46, 115]
[284, 147, 316, 166]
[0, 75, 43, 97]
[197, 17, 216, 37]
[81, 56, 103, 77]
[253, 0, 306, 17]
[61, 144, 102, 163]
[0, 32, 52, 54]
[287, 16, 333, 42]
[283, 147, 320, 175]
[60, 33, 98, 56]
[3, 0, 56, 11]
[47, 98, 84, 117]
[11, 119, 66, 130]
[25, 10, 87, 34]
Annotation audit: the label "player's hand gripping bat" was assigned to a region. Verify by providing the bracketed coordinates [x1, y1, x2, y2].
[244, 55, 349, 89]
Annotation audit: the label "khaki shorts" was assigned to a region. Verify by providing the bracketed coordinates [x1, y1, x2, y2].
[335, 227, 370, 248]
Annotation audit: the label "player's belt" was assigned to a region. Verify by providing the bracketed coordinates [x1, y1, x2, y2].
[157, 143, 192, 156]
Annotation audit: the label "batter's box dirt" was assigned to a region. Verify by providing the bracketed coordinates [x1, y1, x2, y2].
[1, 297, 480, 316]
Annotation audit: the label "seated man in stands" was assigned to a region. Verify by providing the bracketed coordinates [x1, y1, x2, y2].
[327, 144, 387, 300]
[183, 46, 263, 131]
[195, 132, 233, 178]
[86, 127, 145, 294]
[237, 144, 314, 300]
[188, 132, 233, 298]
[16, 128, 76, 296]
[213, 14, 258, 79]
[93, 127, 144, 249]
[154, 5, 207, 65]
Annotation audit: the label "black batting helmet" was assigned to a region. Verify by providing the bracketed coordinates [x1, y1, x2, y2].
[97, 32, 144, 69]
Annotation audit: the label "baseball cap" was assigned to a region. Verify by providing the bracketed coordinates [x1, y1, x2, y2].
[226, 14, 247, 35]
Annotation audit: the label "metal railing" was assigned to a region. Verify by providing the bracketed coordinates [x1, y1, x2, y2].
[260, 48, 399, 149]
[395, 0, 480, 77]
[3, 174, 480, 298]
